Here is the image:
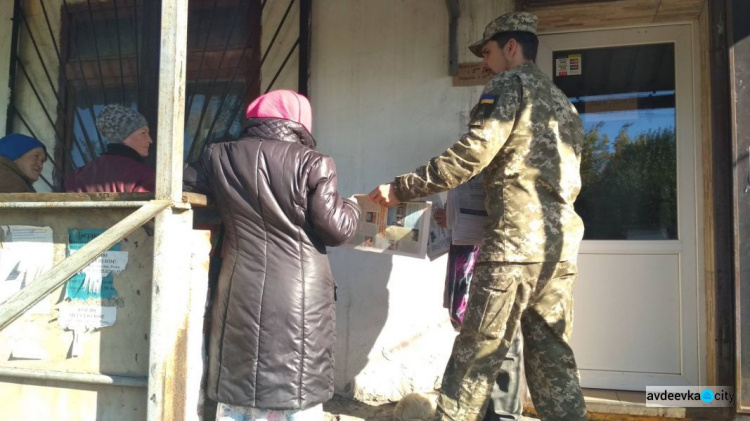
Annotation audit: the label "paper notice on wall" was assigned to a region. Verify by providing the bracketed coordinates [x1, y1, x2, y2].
[59, 305, 117, 330]
[452, 62, 493, 87]
[69, 250, 129, 296]
[59, 305, 117, 357]
[0, 225, 54, 315]
[555, 54, 582, 77]
[66, 229, 126, 302]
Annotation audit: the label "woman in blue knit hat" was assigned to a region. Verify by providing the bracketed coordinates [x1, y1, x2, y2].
[0, 133, 47, 193]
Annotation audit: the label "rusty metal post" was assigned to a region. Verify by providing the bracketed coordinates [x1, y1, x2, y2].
[298, 0, 311, 96]
[707, 0, 736, 402]
[147, 0, 192, 419]
[4, 0, 21, 135]
[730, 0, 750, 413]
[445, 0, 460, 76]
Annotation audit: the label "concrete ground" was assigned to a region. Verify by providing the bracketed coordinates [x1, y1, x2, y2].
[321, 395, 700, 420]
[322, 395, 541, 421]
[323, 395, 397, 420]
[207, 395, 690, 420]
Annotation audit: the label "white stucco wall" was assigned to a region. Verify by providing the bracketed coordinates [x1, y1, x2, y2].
[309, 0, 513, 401]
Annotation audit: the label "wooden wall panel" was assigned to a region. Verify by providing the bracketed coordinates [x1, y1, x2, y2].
[521, 0, 703, 32]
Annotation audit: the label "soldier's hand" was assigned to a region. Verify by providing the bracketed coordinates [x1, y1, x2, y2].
[368, 183, 401, 207]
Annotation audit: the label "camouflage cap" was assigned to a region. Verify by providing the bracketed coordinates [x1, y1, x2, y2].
[469, 11, 538, 57]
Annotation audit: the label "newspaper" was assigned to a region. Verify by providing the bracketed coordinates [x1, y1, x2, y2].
[425, 194, 451, 260]
[346, 195, 433, 258]
[447, 175, 487, 245]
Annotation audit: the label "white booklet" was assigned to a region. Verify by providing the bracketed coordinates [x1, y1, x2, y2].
[447, 175, 487, 245]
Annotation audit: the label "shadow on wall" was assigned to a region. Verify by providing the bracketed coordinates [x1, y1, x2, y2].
[329, 248, 392, 400]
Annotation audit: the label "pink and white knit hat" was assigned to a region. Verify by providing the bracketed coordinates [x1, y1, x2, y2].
[245, 90, 312, 134]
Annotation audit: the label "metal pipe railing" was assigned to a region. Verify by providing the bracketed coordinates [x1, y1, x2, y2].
[6, 0, 22, 137]
[148, 1, 190, 419]
[298, 0, 311, 96]
[0, 367, 147, 388]
[40, 0, 98, 164]
[184, 0, 219, 116]
[86, 0, 109, 106]
[0, 200, 170, 331]
[113, 0, 126, 105]
[132, 0, 141, 96]
[261, 0, 296, 68]
[14, 60, 64, 173]
[265, 38, 299, 94]
[0, 201, 151, 209]
[62, 0, 106, 149]
[202, 36, 254, 154]
[18, 7, 61, 107]
[188, 1, 244, 159]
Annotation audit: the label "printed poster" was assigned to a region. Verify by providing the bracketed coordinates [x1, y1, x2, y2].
[65, 229, 128, 302]
[61, 229, 129, 357]
[555, 54, 582, 77]
[0, 225, 54, 315]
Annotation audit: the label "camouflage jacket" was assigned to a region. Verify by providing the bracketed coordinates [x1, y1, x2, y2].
[393, 63, 584, 262]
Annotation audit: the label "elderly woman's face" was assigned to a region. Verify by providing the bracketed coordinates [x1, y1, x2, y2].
[122, 126, 152, 158]
[14, 147, 46, 182]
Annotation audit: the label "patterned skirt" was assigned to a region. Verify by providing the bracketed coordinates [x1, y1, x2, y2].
[216, 402, 323, 421]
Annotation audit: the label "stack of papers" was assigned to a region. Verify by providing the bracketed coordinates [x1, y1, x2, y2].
[345, 195, 433, 258]
[447, 175, 487, 245]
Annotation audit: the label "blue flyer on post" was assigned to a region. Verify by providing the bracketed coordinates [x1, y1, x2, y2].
[65, 229, 121, 301]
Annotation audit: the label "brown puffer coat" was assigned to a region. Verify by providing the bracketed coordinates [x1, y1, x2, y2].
[0, 156, 35, 193]
[184, 118, 359, 410]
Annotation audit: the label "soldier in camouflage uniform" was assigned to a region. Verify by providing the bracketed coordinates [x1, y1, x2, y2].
[369, 11, 587, 421]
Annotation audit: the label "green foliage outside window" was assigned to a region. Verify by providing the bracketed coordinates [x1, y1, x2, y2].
[575, 123, 677, 240]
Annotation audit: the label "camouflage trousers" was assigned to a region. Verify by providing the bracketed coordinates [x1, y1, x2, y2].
[436, 261, 587, 421]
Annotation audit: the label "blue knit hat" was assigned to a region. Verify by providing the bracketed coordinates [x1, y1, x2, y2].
[0, 133, 47, 161]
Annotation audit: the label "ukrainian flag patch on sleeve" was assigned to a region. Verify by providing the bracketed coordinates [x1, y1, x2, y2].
[480, 94, 497, 105]
[469, 94, 498, 127]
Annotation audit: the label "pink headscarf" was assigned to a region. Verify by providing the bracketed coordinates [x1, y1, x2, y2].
[245, 90, 313, 134]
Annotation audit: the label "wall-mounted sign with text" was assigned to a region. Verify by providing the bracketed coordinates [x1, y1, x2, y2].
[452, 63, 493, 87]
[555, 53, 582, 77]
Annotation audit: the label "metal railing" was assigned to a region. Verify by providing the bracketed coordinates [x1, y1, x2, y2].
[0, 200, 169, 330]
[0, 1, 312, 418]
[7, 0, 311, 182]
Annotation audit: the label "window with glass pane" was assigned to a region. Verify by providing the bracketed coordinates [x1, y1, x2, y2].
[60, 0, 259, 171]
[553, 43, 677, 240]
